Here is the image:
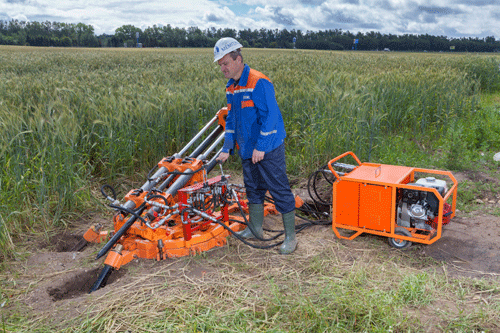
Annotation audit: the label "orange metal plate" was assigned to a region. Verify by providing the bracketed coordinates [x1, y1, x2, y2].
[359, 184, 392, 231]
[343, 164, 413, 184]
[334, 180, 359, 227]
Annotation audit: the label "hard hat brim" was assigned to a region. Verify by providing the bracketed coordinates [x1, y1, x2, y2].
[213, 38, 243, 62]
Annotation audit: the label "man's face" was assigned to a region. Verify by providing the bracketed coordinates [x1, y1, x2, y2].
[217, 53, 242, 80]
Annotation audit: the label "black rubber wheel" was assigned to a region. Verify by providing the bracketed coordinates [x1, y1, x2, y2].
[388, 227, 412, 249]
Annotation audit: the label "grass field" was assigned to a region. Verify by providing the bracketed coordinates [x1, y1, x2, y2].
[1, 46, 500, 332]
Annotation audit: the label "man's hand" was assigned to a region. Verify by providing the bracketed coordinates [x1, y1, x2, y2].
[252, 149, 264, 164]
[217, 152, 230, 163]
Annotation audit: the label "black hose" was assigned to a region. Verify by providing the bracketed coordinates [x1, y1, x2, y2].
[146, 164, 160, 182]
[222, 189, 331, 249]
[100, 184, 117, 201]
[222, 214, 329, 249]
[264, 193, 330, 223]
[307, 165, 336, 207]
[145, 194, 171, 215]
[108, 203, 148, 225]
[221, 219, 284, 249]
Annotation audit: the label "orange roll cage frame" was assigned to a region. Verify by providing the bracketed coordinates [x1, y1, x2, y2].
[328, 151, 458, 245]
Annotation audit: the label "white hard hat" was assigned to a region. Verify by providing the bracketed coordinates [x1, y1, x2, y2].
[213, 37, 243, 62]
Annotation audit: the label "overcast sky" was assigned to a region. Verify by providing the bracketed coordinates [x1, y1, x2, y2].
[0, 0, 498, 39]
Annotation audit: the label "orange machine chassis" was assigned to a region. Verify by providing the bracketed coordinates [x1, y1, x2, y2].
[102, 175, 277, 270]
[328, 151, 457, 246]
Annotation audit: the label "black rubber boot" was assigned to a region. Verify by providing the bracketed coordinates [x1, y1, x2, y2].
[279, 210, 297, 254]
[236, 203, 264, 239]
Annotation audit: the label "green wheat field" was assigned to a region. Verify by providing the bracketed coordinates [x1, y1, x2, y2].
[1, 46, 500, 332]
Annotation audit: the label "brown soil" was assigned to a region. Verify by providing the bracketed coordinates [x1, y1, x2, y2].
[419, 170, 500, 278]
[2, 170, 499, 329]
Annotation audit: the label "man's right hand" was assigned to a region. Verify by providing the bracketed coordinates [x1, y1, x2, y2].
[217, 152, 230, 163]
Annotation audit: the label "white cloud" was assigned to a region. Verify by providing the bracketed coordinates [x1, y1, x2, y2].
[11, 13, 29, 21]
[0, 0, 497, 38]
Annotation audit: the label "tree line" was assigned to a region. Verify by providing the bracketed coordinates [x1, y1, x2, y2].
[1, 19, 498, 52]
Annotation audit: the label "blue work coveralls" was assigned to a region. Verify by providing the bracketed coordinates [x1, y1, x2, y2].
[221, 64, 295, 214]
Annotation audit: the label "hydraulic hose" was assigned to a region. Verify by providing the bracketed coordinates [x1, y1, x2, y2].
[221, 187, 330, 249]
[307, 164, 336, 207]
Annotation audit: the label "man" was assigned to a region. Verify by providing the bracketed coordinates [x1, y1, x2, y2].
[214, 37, 297, 254]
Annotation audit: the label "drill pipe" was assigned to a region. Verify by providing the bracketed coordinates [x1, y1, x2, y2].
[188, 124, 224, 159]
[89, 264, 113, 293]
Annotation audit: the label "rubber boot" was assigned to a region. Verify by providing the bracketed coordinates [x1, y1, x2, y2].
[279, 210, 297, 254]
[237, 203, 264, 239]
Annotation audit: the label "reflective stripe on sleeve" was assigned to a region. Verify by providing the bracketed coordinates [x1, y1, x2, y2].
[260, 130, 277, 136]
[235, 88, 254, 93]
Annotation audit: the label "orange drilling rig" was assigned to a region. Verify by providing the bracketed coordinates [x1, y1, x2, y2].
[86, 108, 287, 292]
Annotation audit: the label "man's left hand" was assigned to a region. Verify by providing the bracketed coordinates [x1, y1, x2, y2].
[252, 149, 264, 164]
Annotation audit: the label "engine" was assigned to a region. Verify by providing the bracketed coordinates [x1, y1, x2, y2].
[396, 177, 447, 231]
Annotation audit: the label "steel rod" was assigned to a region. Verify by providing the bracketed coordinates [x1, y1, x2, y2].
[177, 116, 218, 157]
